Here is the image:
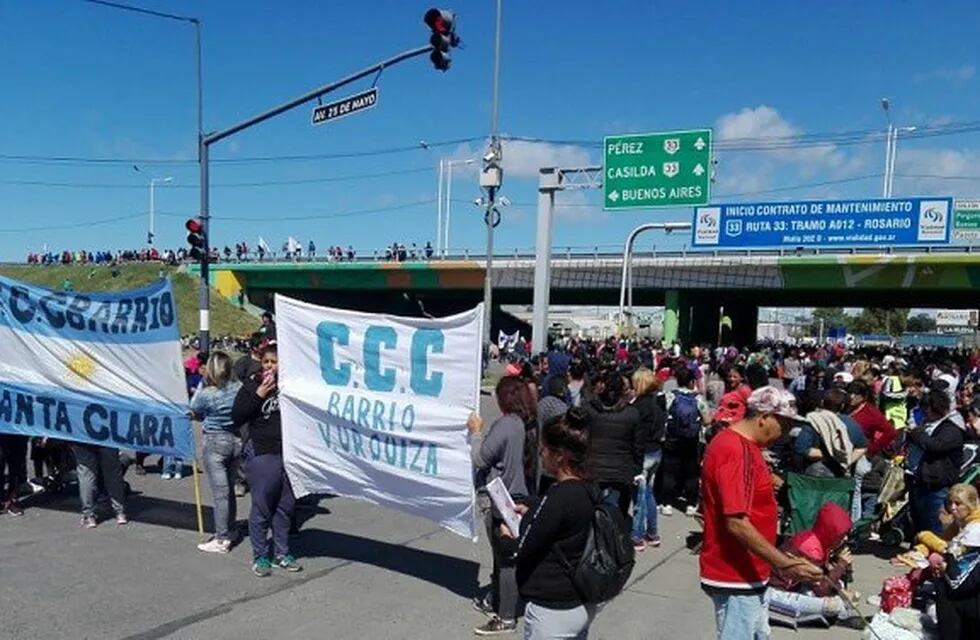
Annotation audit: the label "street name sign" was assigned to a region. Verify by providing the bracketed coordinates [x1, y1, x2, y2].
[952, 199, 980, 241]
[603, 129, 712, 210]
[312, 88, 379, 126]
[692, 197, 953, 249]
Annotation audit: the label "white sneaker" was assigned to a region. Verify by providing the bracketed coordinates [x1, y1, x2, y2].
[197, 538, 231, 554]
[660, 505, 673, 516]
[686, 506, 698, 517]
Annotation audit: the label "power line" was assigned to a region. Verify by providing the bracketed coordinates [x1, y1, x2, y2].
[449, 174, 885, 209]
[0, 212, 146, 233]
[0, 166, 434, 189]
[0, 137, 484, 167]
[896, 173, 980, 181]
[715, 174, 881, 198]
[157, 198, 437, 222]
[3, 119, 980, 168]
[81, 0, 196, 24]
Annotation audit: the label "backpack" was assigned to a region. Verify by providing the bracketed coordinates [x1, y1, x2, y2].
[667, 392, 702, 440]
[554, 487, 635, 603]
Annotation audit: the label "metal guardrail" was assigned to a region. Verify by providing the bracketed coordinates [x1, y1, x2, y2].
[7, 244, 976, 269]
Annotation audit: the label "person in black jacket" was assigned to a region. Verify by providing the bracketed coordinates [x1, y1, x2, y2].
[503, 408, 596, 640]
[231, 345, 302, 577]
[583, 369, 642, 519]
[907, 385, 965, 535]
[629, 368, 666, 551]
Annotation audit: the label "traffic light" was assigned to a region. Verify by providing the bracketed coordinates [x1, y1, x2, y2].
[185, 218, 206, 262]
[424, 8, 459, 71]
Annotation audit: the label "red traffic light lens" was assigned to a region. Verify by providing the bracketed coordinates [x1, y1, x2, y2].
[185, 218, 203, 233]
[424, 8, 451, 33]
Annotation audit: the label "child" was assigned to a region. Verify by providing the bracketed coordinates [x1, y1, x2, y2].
[768, 502, 863, 628]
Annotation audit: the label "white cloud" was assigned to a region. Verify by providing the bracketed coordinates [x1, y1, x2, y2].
[892, 148, 980, 197]
[553, 189, 601, 221]
[915, 64, 975, 83]
[711, 105, 874, 199]
[500, 139, 593, 178]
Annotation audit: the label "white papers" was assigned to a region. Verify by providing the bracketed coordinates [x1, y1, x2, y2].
[486, 476, 522, 536]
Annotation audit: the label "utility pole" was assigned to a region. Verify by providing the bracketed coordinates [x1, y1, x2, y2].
[480, 0, 504, 348]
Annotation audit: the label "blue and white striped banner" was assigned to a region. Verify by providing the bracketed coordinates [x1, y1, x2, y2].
[0, 275, 193, 457]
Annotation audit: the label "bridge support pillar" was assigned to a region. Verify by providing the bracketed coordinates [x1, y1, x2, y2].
[722, 301, 759, 347]
[531, 168, 561, 352]
[663, 290, 681, 345]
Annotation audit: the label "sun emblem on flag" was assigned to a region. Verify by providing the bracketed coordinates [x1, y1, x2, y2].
[65, 351, 98, 381]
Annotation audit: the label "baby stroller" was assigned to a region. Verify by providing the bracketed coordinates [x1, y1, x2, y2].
[854, 444, 980, 547]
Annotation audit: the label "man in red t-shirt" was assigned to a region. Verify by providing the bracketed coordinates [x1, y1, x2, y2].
[700, 386, 823, 639]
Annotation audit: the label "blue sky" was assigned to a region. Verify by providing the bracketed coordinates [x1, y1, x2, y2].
[2, 0, 980, 261]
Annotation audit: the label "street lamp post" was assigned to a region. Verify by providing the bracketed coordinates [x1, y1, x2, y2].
[888, 126, 917, 197]
[133, 166, 172, 246]
[443, 158, 475, 254]
[881, 98, 892, 197]
[879, 98, 916, 197]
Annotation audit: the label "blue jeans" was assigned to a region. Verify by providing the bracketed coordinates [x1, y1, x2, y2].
[202, 431, 239, 541]
[911, 484, 949, 536]
[161, 456, 184, 477]
[710, 592, 769, 640]
[246, 453, 296, 559]
[632, 450, 662, 541]
[851, 456, 872, 522]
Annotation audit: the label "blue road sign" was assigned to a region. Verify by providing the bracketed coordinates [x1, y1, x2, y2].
[692, 197, 953, 249]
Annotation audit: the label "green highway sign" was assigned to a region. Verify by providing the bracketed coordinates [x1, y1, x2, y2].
[603, 129, 712, 210]
[953, 199, 980, 240]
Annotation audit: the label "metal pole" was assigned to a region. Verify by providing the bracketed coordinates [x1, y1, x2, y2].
[882, 124, 892, 197]
[149, 179, 155, 246]
[204, 46, 431, 146]
[446, 161, 454, 252]
[531, 169, 557, 352]
[482, 0, 503, 347]
[617, 223, 693, 327]
[199, 139, 210, 355]
[437, 159, 444, 254]
[887, 127, 899, 197]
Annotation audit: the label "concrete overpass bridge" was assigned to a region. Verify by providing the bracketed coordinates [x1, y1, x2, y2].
[206, 246, 980, 346]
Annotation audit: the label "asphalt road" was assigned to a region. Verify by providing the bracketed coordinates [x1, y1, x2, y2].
[0, 395, 895, 640]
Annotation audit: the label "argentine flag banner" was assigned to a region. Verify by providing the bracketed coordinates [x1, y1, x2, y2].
[0, 275, 193, 458]
[277, 294, 483, 539]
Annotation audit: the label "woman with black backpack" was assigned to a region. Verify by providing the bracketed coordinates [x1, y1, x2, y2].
[502, 408, 596, 639]
[583, 369, 642, 519]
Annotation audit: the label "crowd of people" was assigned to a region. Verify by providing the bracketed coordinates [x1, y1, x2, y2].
[467, 337, 980, 638]
[24, 241, 440, 266]
[4, 327, 980, 638]
[25, 247, 183, 266]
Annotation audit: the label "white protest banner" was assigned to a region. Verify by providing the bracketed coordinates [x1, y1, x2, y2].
[0, 275, 193, 457]
[276, 294, 483, 539]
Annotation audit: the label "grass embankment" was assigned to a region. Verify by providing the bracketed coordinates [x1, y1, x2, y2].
[0, 264, 258, 338]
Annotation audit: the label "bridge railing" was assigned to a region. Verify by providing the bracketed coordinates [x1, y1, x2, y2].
[10, 243, 975, 269]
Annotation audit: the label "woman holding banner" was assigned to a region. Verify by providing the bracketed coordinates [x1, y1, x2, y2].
[191, 352, 243, 554]
[469, 376, 533, 636]
[232, 345, 302, 577]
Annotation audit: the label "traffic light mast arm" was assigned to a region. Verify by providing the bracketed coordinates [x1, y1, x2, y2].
[202, 45, 431, 147]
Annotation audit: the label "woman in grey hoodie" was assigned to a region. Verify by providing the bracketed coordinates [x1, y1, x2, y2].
[468, 376, 534, 636]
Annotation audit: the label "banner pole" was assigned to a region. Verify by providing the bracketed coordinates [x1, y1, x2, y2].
[191, 460, 205, 542]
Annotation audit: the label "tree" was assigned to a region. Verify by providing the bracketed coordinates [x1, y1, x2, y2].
[850, 308, 909, 336]
[906, 313, 937, 333]
[809, 307, 849, 337]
